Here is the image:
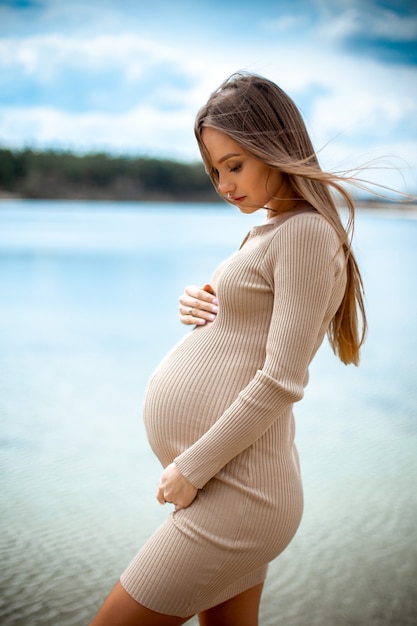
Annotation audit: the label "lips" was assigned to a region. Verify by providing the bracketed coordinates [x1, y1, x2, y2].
[230, 196, 246, 203]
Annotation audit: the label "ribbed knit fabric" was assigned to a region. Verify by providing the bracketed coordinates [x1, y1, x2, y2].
[120, 211, 347, 617]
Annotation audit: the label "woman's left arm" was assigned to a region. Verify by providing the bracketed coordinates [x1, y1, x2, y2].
[173, 216, 345, 489]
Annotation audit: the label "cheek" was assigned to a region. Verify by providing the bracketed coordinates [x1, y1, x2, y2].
[266, 170, 282, 194]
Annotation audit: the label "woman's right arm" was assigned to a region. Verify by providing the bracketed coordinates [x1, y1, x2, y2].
[179, 284, 218, 326]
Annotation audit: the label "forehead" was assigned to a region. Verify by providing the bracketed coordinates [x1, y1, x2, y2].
[201, 127, 243, 164]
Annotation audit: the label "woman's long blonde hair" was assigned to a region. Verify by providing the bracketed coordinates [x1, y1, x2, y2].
[195, 72, 367, 365]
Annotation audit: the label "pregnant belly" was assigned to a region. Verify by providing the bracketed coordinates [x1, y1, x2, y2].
[142, 329, 258, 466]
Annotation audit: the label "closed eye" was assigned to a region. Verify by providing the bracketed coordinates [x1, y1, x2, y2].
[230, 164, 242, 173]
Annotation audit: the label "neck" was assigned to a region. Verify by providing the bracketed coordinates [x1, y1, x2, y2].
[265, 199, 310, 220]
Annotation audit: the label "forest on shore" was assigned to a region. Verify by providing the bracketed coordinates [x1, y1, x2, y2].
[0, 147, 219, 202]
[0, 146, 414, 209]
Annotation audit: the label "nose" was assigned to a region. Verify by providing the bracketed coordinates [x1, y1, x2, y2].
[218, 175, 235, 196]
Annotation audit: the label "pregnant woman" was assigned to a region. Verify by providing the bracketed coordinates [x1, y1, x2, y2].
[89, 72, 367, 626]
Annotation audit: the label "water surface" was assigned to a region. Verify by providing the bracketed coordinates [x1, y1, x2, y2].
[1, 200, 416, 625]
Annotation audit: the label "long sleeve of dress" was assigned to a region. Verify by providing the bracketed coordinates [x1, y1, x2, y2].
[174, 214, 346, 489]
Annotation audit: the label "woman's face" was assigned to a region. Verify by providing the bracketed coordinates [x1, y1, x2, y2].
[201, 127, 292, 215]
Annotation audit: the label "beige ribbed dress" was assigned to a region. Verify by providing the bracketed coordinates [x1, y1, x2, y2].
[121, 211, 346, 617]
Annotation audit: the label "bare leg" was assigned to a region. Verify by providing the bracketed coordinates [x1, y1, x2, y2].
[198, 583, 264, 626]
[89, 580, 193, 626]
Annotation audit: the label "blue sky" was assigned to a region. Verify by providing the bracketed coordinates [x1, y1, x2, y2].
[1, 0, 416, 192]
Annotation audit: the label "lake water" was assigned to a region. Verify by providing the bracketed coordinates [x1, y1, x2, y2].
[1, 200, 416, 626]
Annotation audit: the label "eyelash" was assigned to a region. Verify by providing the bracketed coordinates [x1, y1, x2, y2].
[212, 164, 242, 179]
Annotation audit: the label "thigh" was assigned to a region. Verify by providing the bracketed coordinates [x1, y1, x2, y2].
[198, 583, 264, 626]
[89, 581, 193, 626]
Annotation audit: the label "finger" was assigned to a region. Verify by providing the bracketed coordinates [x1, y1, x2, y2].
[179, 286, 198, 308]
[179, 305, 216, 325]
[180, 295, 218, 316]
[179, 286, 218, 313]
[179, 307, 206, 326]
[156, 485, 166, 505]
[185, 285, 218, 305]
[174, 490, 198, 511]
[197, 286, 218, 305]
[178, 285, 218, 327]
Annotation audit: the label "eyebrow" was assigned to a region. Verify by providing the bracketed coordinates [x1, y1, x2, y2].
[217, 152, 243, 164]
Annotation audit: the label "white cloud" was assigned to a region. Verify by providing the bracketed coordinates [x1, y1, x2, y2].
[306, 59, 417, 139]
[1, 40, 416, 186]
[316, 5, 417, 42]
[0, 104, 199, 159]
[0, 33, 188, 79]
[0, 2, 416, 193]
[255, 46, 417, 192]
[260, 14, 310, 33]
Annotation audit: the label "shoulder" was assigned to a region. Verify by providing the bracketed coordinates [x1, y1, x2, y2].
[271, 211, 340, 250]
[262, 211, 344, 277]
[283, 210, 337, 234]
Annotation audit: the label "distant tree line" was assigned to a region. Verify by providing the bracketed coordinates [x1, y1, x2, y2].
[0, 147, 219, 201]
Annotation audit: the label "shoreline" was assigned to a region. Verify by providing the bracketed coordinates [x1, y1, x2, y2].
[0, 193, 416, 207]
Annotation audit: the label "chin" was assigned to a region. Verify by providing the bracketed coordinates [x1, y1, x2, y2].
[238, 205, 258, 215]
